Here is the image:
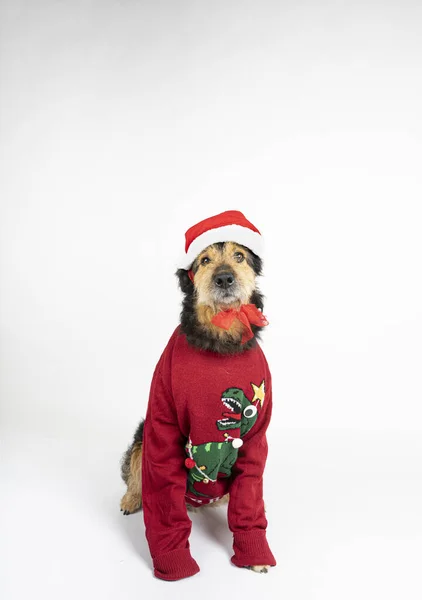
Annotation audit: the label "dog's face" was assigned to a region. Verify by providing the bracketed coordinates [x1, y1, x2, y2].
[176, 241, 264, 352]
[190, 242, 262, 308]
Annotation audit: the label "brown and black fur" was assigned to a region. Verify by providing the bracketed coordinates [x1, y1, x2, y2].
[120, 241, 265, 516]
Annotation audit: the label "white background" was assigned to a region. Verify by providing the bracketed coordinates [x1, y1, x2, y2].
[1, 1, 421, 599]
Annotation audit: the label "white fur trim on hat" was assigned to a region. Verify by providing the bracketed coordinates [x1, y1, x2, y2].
[179, 224, 264, 269]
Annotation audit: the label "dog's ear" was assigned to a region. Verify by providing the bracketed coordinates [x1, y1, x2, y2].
[250, 252, 263, 276]
[175, 268, 194, 294]
[243, 247, 263, 276]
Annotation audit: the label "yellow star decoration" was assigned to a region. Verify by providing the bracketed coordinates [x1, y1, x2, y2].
[251, 380, 265, 408]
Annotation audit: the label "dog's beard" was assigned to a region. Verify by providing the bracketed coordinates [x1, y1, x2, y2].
[212, 285, 241, 305]
[196, 282, 253, 309]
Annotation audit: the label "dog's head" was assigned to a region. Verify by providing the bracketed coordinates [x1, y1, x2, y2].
[176, 241, 262, 309]
[176, 241, 264, 353]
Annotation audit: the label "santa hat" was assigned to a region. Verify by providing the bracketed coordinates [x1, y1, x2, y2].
[179, 210, 263, 269]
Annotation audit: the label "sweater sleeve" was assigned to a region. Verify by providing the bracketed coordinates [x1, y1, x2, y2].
[141, 362, 200, 581]
[227, 373, 276, 568]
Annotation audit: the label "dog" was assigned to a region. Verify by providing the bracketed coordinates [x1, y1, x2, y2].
[120, 211, 276, 580]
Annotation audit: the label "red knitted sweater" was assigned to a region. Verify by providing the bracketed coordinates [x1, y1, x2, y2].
[141, 325, 276, 581]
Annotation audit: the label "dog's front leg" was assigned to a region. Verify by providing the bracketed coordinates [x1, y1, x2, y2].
[142, 368, 200, 581]
[226, 379, 276, 572]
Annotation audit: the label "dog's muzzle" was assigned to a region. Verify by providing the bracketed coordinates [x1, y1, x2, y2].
[213, 271, 235, 290]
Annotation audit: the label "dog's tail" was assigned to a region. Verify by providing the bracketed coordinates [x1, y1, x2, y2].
[120, 419, 145, 485]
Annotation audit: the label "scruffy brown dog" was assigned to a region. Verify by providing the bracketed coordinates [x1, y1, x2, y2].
[121, 211, 276, 580]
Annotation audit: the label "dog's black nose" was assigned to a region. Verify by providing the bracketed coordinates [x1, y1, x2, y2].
[214, 272, 235, 289]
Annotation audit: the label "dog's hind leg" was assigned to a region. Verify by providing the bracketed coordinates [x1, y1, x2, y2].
[120, 441, 143, 515]
[120, 420, 144, 515]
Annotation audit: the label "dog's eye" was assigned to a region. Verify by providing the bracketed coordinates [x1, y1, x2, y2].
[243, 405, 257, 419]
[201, 256, 210, 266]
[234, 252, 244, 263]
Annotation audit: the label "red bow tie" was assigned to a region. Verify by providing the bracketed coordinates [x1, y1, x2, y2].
[211, 304, 269, 344]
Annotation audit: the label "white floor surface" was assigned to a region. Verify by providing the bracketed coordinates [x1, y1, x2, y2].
[1, 427, 421, 600]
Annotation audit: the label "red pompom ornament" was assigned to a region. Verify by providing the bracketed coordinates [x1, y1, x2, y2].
[185, 457, 196, 469]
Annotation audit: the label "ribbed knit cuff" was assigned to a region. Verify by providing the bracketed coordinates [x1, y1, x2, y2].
[153, 547, 200, 581]
[231, 530, 276, 568]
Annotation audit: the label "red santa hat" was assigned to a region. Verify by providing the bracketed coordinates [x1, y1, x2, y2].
[179, 210, 263, 269]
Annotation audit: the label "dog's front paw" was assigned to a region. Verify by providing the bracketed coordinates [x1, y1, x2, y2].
[249, 565, 271, 574]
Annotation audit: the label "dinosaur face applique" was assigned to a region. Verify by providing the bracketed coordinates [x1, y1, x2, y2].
[216, 387, 258, 436]
[185, 380, 265, 499]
